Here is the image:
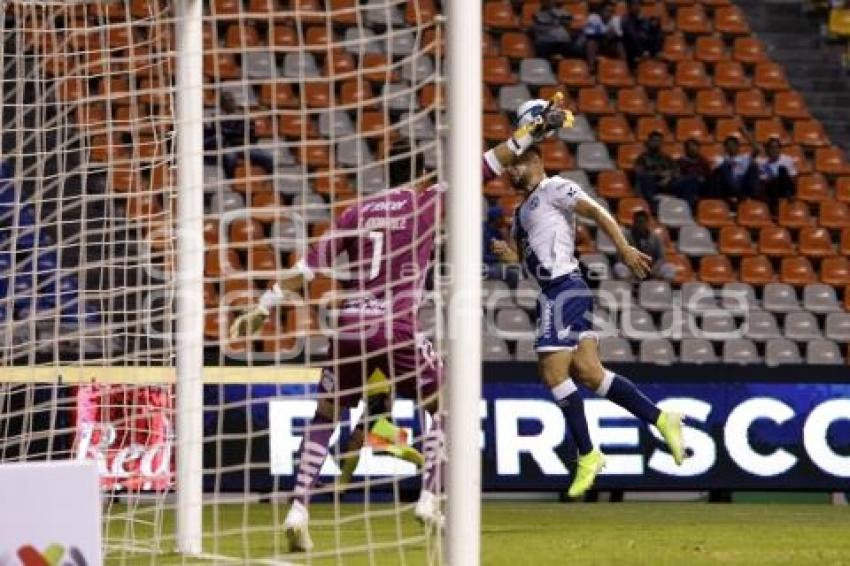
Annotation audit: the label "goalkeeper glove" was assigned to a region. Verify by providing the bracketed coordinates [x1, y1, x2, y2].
[508, 92, 575, 156]
[228, 283, 283, 339]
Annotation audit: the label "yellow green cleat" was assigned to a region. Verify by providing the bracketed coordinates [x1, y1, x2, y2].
[656, 411, 685, 466]
[367, 417, 424, 468]
[567, 448, 606, 499]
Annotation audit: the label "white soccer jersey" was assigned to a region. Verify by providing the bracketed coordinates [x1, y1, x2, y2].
[511, 175, 589, 284]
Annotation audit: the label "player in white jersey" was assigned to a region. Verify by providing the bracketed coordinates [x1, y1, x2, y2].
[487, 96, 685, 498]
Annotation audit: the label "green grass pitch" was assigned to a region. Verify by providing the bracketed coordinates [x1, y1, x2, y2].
[108, 501, 849, 565]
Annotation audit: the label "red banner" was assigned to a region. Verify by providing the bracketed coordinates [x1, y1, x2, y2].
[74, 384, 174, 491]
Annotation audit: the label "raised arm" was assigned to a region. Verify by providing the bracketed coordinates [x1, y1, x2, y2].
[574, 196, 652, 279]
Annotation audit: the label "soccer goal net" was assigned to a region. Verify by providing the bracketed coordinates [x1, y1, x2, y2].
[0, 0, 456, 563]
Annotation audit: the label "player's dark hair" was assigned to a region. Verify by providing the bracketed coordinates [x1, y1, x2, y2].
[388, 142, 426, 187]
[524, 145, 542, 160]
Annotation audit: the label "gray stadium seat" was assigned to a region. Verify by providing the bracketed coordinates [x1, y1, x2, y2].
[358, 165, 387, 194]
[723, 339, 761, 365]
[209, 190, 245, 215]
[389, 29, 417, 57]
[292, 192, 330, 222]
[243, 51, 277, 80]
[593, 307, 615, 335]
[720, 282, 758, 313]
[744, 310, 781, 342]
[577, 142, 615, 171]
[401, 56, 435, 83]
[271, 218, 301, 251]
[806, 339, 842, 365]
[621, 306, 656, 340]
[579, 252, 611, 280]
[382, 82, 419, 112]
[274, 167, 307, 195]
[219, 82, 258, 107]
[803, 283, 841, 314]
[272, 146, 296, 168]
[596, 230, 618, 255]
[763, 283, 800, 313]
[701, 311, 737, 338]
[514, 339, 538, 361]
[495, 307, 533, 338]
[398, 112, 436, 140]
[558, 114, 596, 144]
[306, 335, 330, 358]
[344, 27, 383, 54]
[784, 311, 822, 341]
[680, 338, 718, 364]
[519, 58, 557, 86]
[514, 278, 539, 310]
[483, 279, 513, 311]
[483, 334, 512, 361]
[337, 139, 374, 167]
[204, 164, 225, 188]
[765, 338, 802, 366]
[824, 312, 850, 341]
[499, 84, 533, 113]
[640, 339, 676, 365]
[283, 52, 319, 78]
[558, 170, 593, 194]
[681, 281, 716, 313]
[658, 197, 694, 228]
[659, 309, 696, 340]
[599, 280, 632, 311]
[365, 0, 404, 27]
[677, 225, 717, 256]
[318, 110, 355, 138]
[639, 280, 672, 312]
[599, 336, 635, 362]
[418, 305, 438, 337]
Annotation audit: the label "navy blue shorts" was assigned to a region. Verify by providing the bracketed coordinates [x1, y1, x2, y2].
[534, 272, 597, 352]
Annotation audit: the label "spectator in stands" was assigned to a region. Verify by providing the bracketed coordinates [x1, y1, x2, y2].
[757, 137, 797, 214]
[634, 131, 678, 214]
[675, 138, 712, 210]
[614, 210, 675, 281]
[583, 1, 626, 73]
[483, 205, 521, 288]
[204, 92, 273, 178]
[711, 134, 759, 204]
[531, 0, 577, 60]
[620, 0, 662, 68]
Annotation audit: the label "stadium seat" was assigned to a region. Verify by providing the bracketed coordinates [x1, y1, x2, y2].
[637, 60, 674, 89]
[785, 144, 813, 175]
[825, 311, 850, 341]
[735, 89, 771, 120]
[520, 58, 557, 86]
[622, 306, 657, 340]
[598, 57, 634, 88]
[819, 200, 850, 231]
[659, 309, 695, 340]
[677, 5, 712, 35]
[599, 336, 635, 362]
[559, 115, 597, 144]
[765, 282, 802, 312]
[483, 334, 512, 361]
[777, 200, 814, 230]
[702, 310, 737, 337]
[773, 91, 811, 121]
[675, 117, 711, 143]
[617, 197, 651, 225]
[578, 86, 615, 116]
[798, 226, 834, 258]
[700, 254, 736, 284]
[678, 225, 717, 256]
[483, 112, 513, 142]
[714, 61, 750, 92]
[803, 282, 841, 313]
[738, 199, 774, 229]
[723, 338, 761, 364]
[784, 311, 822, 341]
[698, 199, 733, 228]
[482, 56, 515, 85]
[793, 174, 830, 204]
[741, 254, 776, 286]
[732, 36, 768, 65]
[720, 282, 759, 313]
[513, 338, 537, 362]
[540, 139, 575, 172]
[577, 142, 615, 171]
[636, 116, 673, 141]
[745, 311, 782, 342]
[661, 32, 691, 63]
[617, 87, 654, 117]
[597, 170, 633, 199]
[499, 84, 532, 113]
[681, 281, 717, 313]
[754, 62, 790, 92]
[484, 2, 519, 29]
[639, 339, 676, 365]
[675, 60, 712, 91]
[659, 197, 694, 228]
[666, 253, 695, 284]
[617, 143, 643, 171]
[639, 280, 673, 312]
[694, 35, 727, 65]
[806, 339, 842, 365]
[680, 338, 719, 364]
[205, 249, 242, 278]
[383, 82, 418, 111]
[560, 170, 593, 194]
[753, 118, 790, 145]
[816, 147, 850, 176]
[714, 6, 750, 36]
[695, 88, 733, 118]
[766, 338, 803, 366]
[821, 256, 850, 287]
[500, 31, 533, 60]
[598, 115, 635, 144]
[759, 226, 795, 257]
[558, 59, 595, 88]
[657, 87, 693, 117]
[495, 307, 533, 337]
[793, 120, 830, 148]
[719, 225, 756, 256]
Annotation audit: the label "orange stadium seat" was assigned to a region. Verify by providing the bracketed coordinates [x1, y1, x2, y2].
[796, 174, 831, 204]
[501, 32, 533, 60]
[520, 2, 541, 27]
[754, 118, 791, 145]
[719, 225, 757, 256]
[597, 170, 634, 199]
[203, 282, 219, 308]
[820, 199, 850, 230]
[578, 86, 615, 116]
[248, 246, 278, 273]
[260, 82, 298, 109]
[229, 218, 265, 247]
[564, 2, 590, 30]
[663, 141, 685, 159]
[714, 117, 747, 141]
[598, 114, 636, 144]
[484, 177, 512, 198]
[419, 83, 445, 109]
[253, 115, 275, 139]
[618, 143, 644, 170]
[755, 62, 790, 92]
[759, 225, 795, 257]
[361, 53, 399, 83]
[714, 61, 751, 92]
[816, 147, 850, 176]
[232, 163, 274, 194]
[799, 226, 835, 257]
[785, 144, 813, 174]
[838, 177, 850, 204]
[406, 0, 439, 26]
[676, 116, 712, 143]
[484, 2, 519, 29]
[297, 141, 332, 168]
[483, 56, 516, 85]
[675, 60, 712, 91]
[324, 49, 356, 77]
[666, 253, 695, 285]
[211, 0, 242, 18]
[483, 113, 513, 142]
[781, 256, 817, 287]
[677, 5, 712, 35]
[482, 85, 498, 112]
[540, 139, 575, 172]
[735, 89, 771, 120]
[598, 57, 635, 88]
[637, 60, 674, 89]
[738, 199, 774, 228]
[779, 200, 815, 229]
[558, 59, 596, 88]
[204, 218, 219, 246]
[279, 112, 317, 138]
[576, 223, 596, 254]
[270, 24, 298, 49]
[482, 32, 500, 57]
[698, 199, 734, 228]
[774, 91, 811, 121]
[304, 81, 333, 108]
[714, 6, 751, 36]
[696, 88, 733, 118]
[204, 53, 241, 80]
[733, 36, 769, 65]
[700, 255, 737, 284]
[694, 35, 728, 65]
[821, 256, 850, 287]
[205, 249, 242, 277]
[652, 224, 676, 254]
[741, 255, 776, 286]
[249, 190, 285, 223]
[661, 33, 691, 63]
[617, 197, 651, 225]
[843, 228, 850, 256]
[637, 116, 674, 141]
[225, 23, 262, 48]
[640, 2, 673, 32]
[498, 194, 522, 217]
[793, 120, 830, 148]
[314, 171, 352, 197]
[617, 86, 654, 116]
[247, 0, 284, 17]
[359, 111, 391, 139]
[699, 142, 725, 164]
[657, 87, 693, 117]
[304, 26, 334, 52]
[292, 0, 328, 24]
